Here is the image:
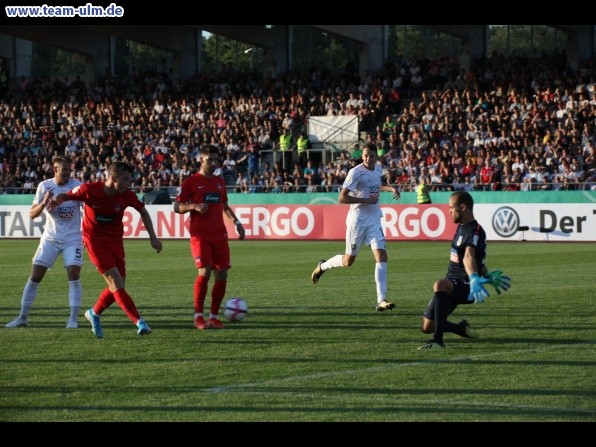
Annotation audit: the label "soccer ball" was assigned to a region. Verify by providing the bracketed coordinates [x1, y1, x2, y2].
[223, 297, 248, 322]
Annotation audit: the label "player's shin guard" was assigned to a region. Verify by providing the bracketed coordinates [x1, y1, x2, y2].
[113, 289, 140, 322]
[375, 262, 388, 301]
[95, 287, 115, 314]
[433, 291, 450, 345]
[68, 279, 82, 321]
[211, 279, 227, 315]
[194, 275, 209, 314]
[20, 278, 39, 317]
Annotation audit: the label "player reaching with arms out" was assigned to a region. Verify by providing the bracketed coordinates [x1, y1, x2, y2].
[174, 145, 246, 330]
[311, 142, 401, 312]
[6, 156, 83, 329]
[418, 191, 511, 350]
[49, 161, 162, 338]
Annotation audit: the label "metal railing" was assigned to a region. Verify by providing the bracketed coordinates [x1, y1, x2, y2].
[257, 144, 343, 172]
[2, 182, 593, 196]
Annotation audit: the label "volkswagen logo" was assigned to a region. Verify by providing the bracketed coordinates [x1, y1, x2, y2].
[492, 206, 520, 238]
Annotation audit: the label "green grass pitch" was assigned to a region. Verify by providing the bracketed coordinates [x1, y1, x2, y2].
[0, 239, 594, 422]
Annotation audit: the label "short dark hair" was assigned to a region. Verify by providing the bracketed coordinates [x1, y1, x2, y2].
[52, 155, 70, 166]
[109, 161, 133, 176]
[200, 144, 220, 157]
[452, 191, 474, 209]
[363, 142, 377, 152]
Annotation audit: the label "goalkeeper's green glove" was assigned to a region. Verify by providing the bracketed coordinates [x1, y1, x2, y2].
[485, 270, 511, 295]
[468, 273, 490, 304]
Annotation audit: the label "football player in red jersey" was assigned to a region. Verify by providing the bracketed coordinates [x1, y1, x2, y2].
[50, 161, 162, 338]
[174, 145, 245, 330]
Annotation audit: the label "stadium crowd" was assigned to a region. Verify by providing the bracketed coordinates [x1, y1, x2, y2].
[0, 50, 594, 196]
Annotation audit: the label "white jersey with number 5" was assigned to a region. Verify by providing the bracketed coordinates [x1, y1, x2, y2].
[342, 163, 383, 228]
[34, 178, 83, 242]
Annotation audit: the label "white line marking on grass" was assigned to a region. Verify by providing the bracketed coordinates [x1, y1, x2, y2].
[212, 389, 594, 416]
[206, 342, 595, 416]
[207, 342, 595, 392]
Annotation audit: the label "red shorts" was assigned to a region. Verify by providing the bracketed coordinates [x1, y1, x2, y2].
[84, 239, 126, 276]
[190, 235, 231, 270]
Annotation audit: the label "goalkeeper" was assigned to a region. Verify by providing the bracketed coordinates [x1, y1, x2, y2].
[418, 191, 511, 350]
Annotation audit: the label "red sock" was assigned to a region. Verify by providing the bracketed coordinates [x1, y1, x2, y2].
[210, 279, 227, 316]
[94, 287, 115, 314]
[113, 289, 141, 323]
[194, 275, 209, 314]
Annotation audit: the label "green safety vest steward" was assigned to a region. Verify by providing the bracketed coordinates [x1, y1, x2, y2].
[417, 183, 431, 204]
[297, 137, 309, 154]
[280, 134, 292, 151]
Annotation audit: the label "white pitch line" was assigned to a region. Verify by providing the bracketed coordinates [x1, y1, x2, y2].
[207, 341, 595, 393]
[212, 389, 594, 416]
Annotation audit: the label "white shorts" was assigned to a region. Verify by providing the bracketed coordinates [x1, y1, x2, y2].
[345, 222, 386, 256]
[32, 237, 84, 269]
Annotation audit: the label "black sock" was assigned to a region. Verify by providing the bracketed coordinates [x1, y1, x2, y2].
[433, 291, 451, 344]
[445, 320, 465, 337]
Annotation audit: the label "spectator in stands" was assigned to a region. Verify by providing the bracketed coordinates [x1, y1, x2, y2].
[248, 175, 264, 193]
[305, 176, 319, 193]
[221, 152, 237, 185]
[480, 158, 495, 191]
[234, 172, 249, 193]
[1, 51, 594, 196]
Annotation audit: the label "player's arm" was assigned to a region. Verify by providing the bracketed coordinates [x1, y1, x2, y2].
[380, 183, 401, 201]
[223, 202, 245, 240]
[30, 189, 54, 219]
[463, 246, 481, 277]
[47, 192, 69, 211]
[139, 207, 162, 253]
[338, 187, 376, 204]
[173, 200, 207, 215]
[464, 245, 490, 303]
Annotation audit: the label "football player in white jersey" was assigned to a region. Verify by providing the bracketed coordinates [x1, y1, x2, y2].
[311, 143, 401, 312]
[6, 156, 84, 329]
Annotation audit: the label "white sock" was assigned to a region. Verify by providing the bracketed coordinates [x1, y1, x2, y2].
[209, 313, 218, 319]
[375, 262, 387, 303]
[20, 279, 39, 318]
[194, 312, 203, 319]
[322, 254, 344, 270]
[68, 279, 82, 321]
